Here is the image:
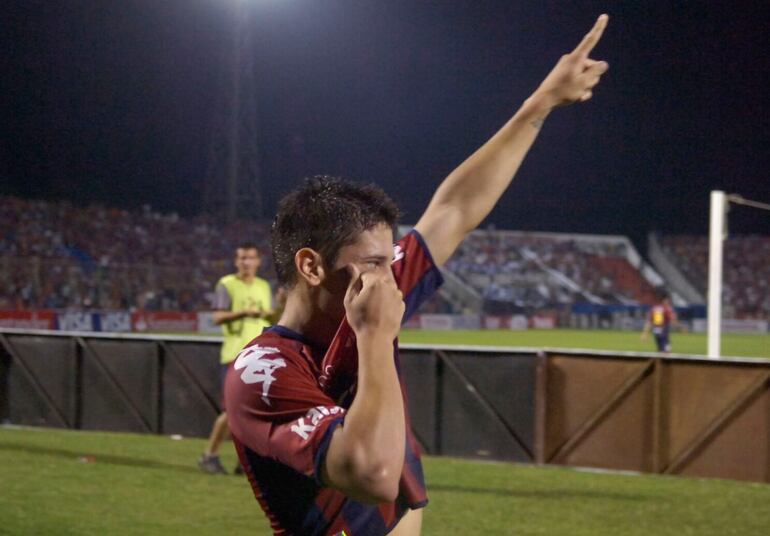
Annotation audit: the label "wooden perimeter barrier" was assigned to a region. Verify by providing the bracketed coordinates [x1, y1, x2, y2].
[1, 328, 767, 483]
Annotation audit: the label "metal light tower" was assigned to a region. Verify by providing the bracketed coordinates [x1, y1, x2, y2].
[203, 1, 262, 222]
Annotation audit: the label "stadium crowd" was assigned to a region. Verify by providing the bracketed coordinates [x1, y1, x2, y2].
[0, 196, 272, 311]
[2, 196, 768, 320]
[661, 235, 770, 319]
[445, 230, 657, 311]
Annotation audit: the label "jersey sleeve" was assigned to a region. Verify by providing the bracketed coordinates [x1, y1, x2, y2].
[391, 229, 444, 321]
[214, 282, 231, 311]
[224, 342, 346, 483]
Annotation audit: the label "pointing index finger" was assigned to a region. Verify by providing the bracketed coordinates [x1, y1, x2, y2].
[573, 14, 609, 56]
[345, 264, 363, 293]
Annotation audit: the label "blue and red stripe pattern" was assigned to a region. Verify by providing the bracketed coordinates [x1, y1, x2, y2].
[224, 230, 442, 535]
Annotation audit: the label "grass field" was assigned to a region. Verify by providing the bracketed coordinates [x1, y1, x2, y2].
[2, 426, 769, 535]
[179, 328, 769, 358]
[399, 329, 770, 359]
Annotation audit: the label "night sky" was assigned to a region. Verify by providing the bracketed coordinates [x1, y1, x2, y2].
[2, 1, 768, 248]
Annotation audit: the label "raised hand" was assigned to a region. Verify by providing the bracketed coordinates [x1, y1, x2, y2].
[344, 264, 404, 342]
[534, 14, 609, 108]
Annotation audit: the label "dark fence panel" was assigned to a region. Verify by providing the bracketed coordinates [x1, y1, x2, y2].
[0, 331, 224, 436]
[162, 341, 221, 437]
[398, 348, 538, 461]
[399, 350, 438, 454]
[0, 334, 77, 428]
[446, 351, 536, 459]
[78, 339, 159, 433]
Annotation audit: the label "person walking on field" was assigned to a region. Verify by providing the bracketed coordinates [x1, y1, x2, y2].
[641, 293, 679, 353]
[198, 243, 275, 474]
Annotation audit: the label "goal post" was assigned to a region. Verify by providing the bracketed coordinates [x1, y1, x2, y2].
[707, 190, 726, 358]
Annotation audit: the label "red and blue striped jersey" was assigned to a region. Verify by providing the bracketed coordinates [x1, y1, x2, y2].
[224, 230, 443, 535]
[649, 304, 674, 334]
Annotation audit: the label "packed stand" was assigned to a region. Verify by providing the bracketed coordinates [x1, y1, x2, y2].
[444, 230, 657, 314]
[0, 196, 274, 311]
[661, 234, 770, 319]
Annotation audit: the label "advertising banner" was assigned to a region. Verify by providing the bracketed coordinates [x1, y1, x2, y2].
[483, 315, 509, 329]
[0, 310, 56, 330]
[509, 315, 529, 331]
[56, 311, 96, 332]
[131, 311, 198, 333]
[97, 311, 132, 333]
[419, 314, 454, 331]
[692, 318, 768, 334]
[453, 315, 482, 330]
[196, 312, 221, 334]
[529, 314, 556, 329]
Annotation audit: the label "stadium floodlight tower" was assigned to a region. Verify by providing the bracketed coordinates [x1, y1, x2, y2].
[707, 190, 770, 358]
[203, 0, 263, 222]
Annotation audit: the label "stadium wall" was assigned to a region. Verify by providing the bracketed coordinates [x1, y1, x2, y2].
[1, 329, 768, 483]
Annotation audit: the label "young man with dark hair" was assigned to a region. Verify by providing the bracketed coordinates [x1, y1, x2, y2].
[225, 15, 609, 534]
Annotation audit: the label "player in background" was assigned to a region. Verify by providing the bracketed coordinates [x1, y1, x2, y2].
[225, 14, 610, 534]
[641, 293, 679, 353]
[198, 243, 275, 474]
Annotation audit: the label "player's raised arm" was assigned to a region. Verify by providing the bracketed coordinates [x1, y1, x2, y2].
[414, 15, 609, 266]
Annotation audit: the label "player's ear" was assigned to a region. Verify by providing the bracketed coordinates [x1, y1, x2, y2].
[295, 248, 325, 287]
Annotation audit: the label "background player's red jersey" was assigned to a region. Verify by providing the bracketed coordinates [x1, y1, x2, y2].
[224, 230, 442, 535]
[649, 303, 673, 334]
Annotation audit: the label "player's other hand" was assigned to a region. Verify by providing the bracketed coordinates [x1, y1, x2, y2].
[344, 264, 405, 342]
[533, 14, 609, 108]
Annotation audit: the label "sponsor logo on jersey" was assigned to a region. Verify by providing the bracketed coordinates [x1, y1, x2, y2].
[392, 243, 405, 263]
[291, 405, 344, 440]
[233, 345, 286, 405]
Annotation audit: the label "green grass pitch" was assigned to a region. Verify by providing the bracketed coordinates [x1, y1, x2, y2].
[179, 328, 769, 358]
[1, 427, 769, 535]
[399, 329, 770, 359]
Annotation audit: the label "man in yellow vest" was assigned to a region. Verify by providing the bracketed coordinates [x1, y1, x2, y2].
[199, 243, 274, 474]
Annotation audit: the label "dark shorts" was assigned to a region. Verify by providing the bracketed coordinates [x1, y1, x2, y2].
[654, 333, 671, 352]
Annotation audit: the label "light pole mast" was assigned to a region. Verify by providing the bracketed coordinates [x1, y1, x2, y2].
[203, 1, 262, 222]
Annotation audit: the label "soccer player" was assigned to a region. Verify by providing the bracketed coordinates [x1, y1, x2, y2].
[225, 15, 610, 534]
[198, 243, 274, 474]
[641, 293, 679, 353]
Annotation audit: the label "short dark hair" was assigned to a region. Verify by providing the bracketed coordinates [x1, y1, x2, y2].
[271, 175, 400, 285]
[236, 242, 259, 253]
